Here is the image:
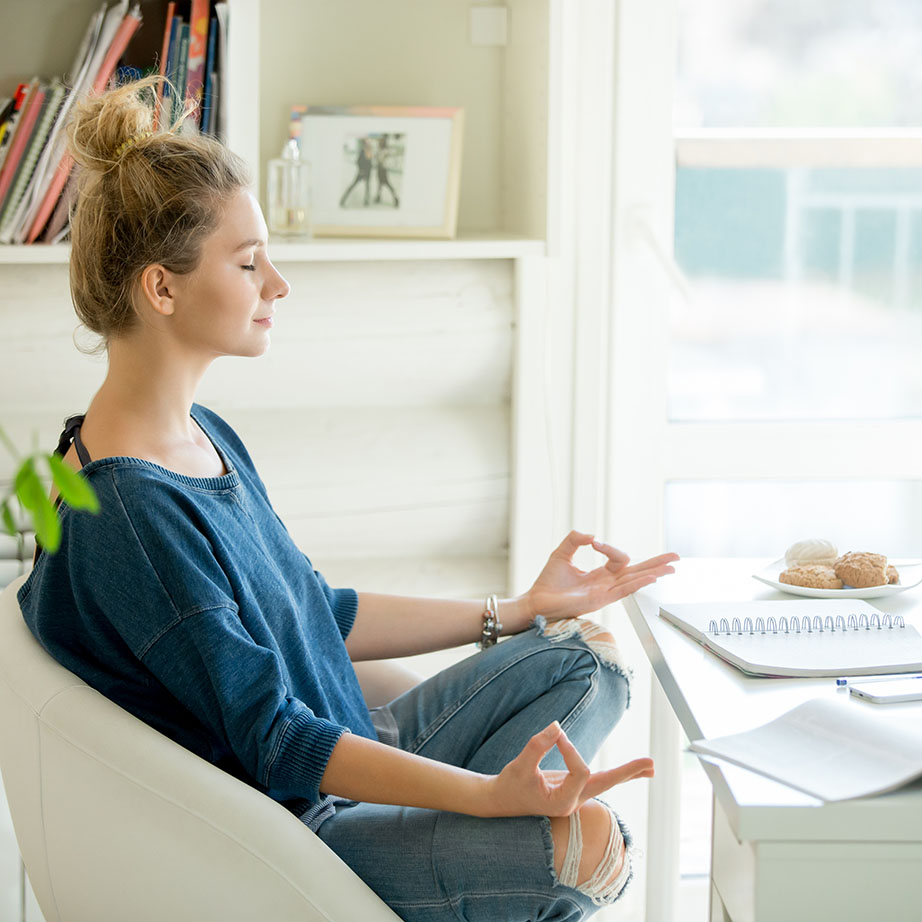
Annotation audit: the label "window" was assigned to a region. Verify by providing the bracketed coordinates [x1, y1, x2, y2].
[662, 0, 922, 902]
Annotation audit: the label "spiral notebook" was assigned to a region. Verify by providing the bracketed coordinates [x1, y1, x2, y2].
[659, 600, 922, 677]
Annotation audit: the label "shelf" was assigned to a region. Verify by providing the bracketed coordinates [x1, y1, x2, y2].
[267, 233, 546, 262]
[0, 232, 545, 265]
[0, 245, 71, 264]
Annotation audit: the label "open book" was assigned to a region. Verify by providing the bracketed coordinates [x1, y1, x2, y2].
[690, 696, 922, 801]
[659, 600, 922, 678]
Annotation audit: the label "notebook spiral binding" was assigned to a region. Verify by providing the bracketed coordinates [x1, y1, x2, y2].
[708, 612, 907, 635]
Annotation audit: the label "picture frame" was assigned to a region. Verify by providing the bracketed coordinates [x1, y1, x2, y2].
[298, 105, 464, 239]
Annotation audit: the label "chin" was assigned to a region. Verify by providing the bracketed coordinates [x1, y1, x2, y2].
[233, 338, 272, 359]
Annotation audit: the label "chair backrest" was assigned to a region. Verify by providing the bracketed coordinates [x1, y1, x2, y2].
[0, 575, 403, 922]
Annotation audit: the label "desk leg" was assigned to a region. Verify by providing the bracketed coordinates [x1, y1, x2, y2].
[646, 675, 682, 922]
[709, 794, 731, 922]
[709, 882, 731, 922]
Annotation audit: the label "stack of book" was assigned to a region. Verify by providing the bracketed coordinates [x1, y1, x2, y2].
[0, 0, 227, 246]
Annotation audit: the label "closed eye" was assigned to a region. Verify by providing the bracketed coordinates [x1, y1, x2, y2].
[242, 264, 256, 271]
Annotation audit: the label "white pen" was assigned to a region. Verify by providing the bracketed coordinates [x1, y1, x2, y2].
[835, 673, 922, 687]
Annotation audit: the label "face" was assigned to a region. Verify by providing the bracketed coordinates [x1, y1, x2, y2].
[156, 189, 291, 359]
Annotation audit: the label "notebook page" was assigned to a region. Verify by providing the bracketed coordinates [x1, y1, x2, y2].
[660, 600, 922, 677]
[691, 697, 922, 801]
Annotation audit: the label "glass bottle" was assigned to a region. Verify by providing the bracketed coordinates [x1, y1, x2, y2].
[267, 138, 312, 237]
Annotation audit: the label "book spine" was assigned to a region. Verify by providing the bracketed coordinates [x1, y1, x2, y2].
[154, 3, 176, 129]
[214, 2, 228, 140]
[163, 13, 181, 101]
[0, 97, 16, 148]
[201, 16, 218, 134]
[0, 84, 29, 175]
[207, 72, 220, 136]
[172, 22, 190, 125]
[185, 0, 210, 125]
[0, 81, 43, 212]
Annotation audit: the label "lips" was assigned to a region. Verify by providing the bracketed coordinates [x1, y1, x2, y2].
[254, 314, 274, 326]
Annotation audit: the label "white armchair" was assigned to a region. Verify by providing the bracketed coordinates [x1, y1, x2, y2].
[0, 574, 416, 922]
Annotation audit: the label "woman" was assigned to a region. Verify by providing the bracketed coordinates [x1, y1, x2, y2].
[18, 77, 678, 921]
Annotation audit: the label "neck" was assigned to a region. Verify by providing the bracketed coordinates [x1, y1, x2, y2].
[86, 331, 213, 440]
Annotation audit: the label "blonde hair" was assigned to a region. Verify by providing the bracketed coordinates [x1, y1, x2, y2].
[67, 75, 250, 347]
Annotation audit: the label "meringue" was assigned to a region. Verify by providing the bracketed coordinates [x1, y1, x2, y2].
[784, 538, 838, 568]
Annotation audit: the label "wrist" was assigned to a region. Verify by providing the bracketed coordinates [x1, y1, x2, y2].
[498, 594, 537, 635]
[469, 772, 502, 818]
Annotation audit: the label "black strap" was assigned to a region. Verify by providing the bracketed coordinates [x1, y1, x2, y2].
[32, 415, 92, 565]
[56, 414, 92, 468]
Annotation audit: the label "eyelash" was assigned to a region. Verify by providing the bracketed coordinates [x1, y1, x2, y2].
[242, 264, 256, 271]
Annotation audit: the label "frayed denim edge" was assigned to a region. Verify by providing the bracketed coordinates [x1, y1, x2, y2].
[537, 813, 562, 888]
[530, 614, 634, 709]
[591, 799, 636, 905]
[538, 810, 636, 909]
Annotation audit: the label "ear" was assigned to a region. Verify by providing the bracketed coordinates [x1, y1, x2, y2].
[137, 264, 176, 317]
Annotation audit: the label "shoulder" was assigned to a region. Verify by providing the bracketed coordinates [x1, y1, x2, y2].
[191, 403, 258, 475]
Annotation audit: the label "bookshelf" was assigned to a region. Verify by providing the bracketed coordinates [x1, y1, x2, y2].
[0, 0, 552, 257]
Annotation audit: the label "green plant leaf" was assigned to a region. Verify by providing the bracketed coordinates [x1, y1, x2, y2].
[14, 458, 61, 552]
[1, 501, 16, 537]
[48, 453, 100, 513]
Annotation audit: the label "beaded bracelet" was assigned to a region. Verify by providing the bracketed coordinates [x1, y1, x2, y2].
[478, 593, 502, 649]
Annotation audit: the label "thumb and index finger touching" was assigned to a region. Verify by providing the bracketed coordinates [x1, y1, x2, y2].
[553, 530, 632, 568]
[525, 722, 654, 801]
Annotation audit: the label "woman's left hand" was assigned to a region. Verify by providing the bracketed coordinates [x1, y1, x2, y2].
[523, 530, 679, 623]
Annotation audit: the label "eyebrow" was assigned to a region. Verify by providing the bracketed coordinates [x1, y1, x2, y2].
[233, 239, 265, 251]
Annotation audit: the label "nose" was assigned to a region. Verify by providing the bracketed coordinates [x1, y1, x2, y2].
[264, 261, 291, 302]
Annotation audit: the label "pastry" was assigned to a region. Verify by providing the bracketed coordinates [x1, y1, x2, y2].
[834, 552, 889, 589]
[779, 565, 843, 590]
[784, 538, 838, 568]
[888, 565, 900, 585]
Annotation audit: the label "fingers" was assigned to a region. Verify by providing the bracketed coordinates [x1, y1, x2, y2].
[554, 530, 595, 560]
[581, 758, 655, 801]
[521, 721, 564, 767]
[604, 572, 669, 601]
[554, 726, 592, 800]
[622, 552, 680, 576]
[585, 560, 676, 602]
[591, 541, 680, 579]
[591, 537, 630, 571]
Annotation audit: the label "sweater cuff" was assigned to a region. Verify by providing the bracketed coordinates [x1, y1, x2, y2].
[330, 587, 359, 640]
[267, 710, 350, 802]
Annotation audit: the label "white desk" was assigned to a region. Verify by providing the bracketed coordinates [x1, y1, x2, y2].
[622, 558, 922, 922]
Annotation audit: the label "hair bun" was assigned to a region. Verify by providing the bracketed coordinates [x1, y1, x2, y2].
[67, 75, 170, 169]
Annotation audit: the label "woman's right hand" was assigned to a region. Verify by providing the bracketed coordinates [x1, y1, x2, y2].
[478, 721, 654, 818]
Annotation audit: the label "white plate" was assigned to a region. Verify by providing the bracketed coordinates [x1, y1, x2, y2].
[753, 559, 922, 599]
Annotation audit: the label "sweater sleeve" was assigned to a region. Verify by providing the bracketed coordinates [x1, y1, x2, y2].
[302, 554, 358, 640]
[141, 608, 349, 802]
[315, 570, 359, 640]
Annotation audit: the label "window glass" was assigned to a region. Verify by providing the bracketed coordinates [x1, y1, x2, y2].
[664, 479, 922, 558]
[670, 166, 922, 421]
[675, 0, 922, 128]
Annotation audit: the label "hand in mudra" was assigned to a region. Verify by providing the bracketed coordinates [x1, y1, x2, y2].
[526, 530, 679, 622]
[484, 721, 653, 818]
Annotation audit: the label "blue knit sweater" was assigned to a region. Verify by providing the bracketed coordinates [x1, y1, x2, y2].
[18, 404, 376, 821]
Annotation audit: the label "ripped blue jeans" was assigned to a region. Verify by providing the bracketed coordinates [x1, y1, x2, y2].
[313, 617, 635, 922]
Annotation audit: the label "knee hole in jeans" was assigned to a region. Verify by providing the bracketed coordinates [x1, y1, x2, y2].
[542, 617, 624, 671]
[550, 800, 632, 906]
